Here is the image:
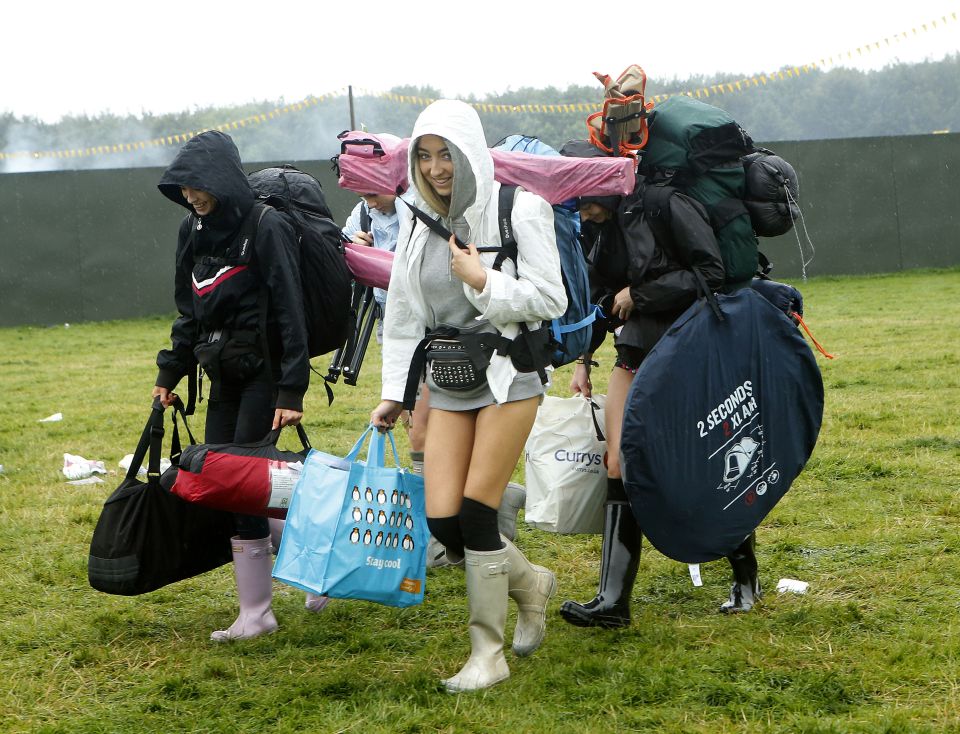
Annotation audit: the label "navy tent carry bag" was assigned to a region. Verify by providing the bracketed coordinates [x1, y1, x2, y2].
[620, 287, 824, 563]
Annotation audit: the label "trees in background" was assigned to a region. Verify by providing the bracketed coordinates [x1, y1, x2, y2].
[1, 55, 957, 172]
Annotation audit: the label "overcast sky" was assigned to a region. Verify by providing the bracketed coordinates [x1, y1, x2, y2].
[4, 0, 958, 123]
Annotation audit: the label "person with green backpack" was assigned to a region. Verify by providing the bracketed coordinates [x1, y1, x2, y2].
[559, 166, 733, 628]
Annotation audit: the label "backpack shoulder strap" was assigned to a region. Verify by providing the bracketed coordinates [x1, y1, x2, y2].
[401, 199, 463, 246]
[643, 183, 676, 219]
[359, 203, 372, 234]
[236, 202, 270, 265]
[495, 184, 518, 271]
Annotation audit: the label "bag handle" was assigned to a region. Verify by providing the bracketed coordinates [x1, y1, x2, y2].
[254, 423, 313, 452]
[588, 398, 606, 442]
[125, 398, 165, 487]
[344, 425, 401, 468]
[168, 396, 196, 467]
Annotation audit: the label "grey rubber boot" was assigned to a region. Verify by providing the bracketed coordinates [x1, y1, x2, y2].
[497, 482, 526, 541]
[442, 546, 511, 693]
[210, 536, 279, 642]
[503, 537, 556, 657]
[426, 535, 464, 569]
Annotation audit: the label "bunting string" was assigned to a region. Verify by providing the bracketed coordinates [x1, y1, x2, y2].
[2, 10, 955, 162]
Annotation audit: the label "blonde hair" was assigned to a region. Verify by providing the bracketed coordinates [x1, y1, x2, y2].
[412, 139, 451, 217]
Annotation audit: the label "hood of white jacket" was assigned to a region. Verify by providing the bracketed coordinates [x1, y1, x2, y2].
[408, 99, 493, 239]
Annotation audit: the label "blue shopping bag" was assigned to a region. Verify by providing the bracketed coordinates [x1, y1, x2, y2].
[272, 426, 427, 607]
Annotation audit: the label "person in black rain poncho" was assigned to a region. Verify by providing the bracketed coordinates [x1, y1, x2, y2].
[151, 130, 317, 641]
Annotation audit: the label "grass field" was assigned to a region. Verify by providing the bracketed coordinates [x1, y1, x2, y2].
[1, 268, 958, 734]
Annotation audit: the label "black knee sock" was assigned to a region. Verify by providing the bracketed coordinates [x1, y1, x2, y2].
[459, 498, 504, 552]
[427, 515, 464, 558]
[727, 532, 758, 586]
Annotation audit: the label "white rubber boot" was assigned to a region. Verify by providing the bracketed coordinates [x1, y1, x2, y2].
[503, 537, 556, 657]
[442, 546, 511, 693]
[210, 536, 278, 642]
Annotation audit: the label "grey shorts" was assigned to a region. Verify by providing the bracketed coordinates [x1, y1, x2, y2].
[426, 368, 546, 411]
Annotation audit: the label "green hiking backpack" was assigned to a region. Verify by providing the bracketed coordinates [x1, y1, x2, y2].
[639, 95, 761, 290]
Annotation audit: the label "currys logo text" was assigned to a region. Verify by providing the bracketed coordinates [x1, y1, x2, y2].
[553, 450, 603, 467]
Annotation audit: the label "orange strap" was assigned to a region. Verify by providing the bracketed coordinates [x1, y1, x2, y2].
[792, 312, 834, 359]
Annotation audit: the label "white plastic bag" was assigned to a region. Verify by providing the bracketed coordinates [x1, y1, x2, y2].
[119, 453, 172, 477]
[62, 453, 107, 480]
[523, 395, 607, 534]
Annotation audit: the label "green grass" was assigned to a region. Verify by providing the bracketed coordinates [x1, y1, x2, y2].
[1, 268, 958, 733]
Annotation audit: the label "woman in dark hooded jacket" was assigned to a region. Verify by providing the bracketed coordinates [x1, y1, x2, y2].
[558, 169, 759, 628]
[151, 130, 314, 641]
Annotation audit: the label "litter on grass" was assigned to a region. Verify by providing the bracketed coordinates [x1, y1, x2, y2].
[67, 476, 105, 486]
[777, 578, 810, 594]
[39, 412, 63, 423]
[63, 453, 107, 480]
[119, 454, 172, 476]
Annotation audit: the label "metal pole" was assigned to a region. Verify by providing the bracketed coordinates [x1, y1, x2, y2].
[348, 85, 356, 131]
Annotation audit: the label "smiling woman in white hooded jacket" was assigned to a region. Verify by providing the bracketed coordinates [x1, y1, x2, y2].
[370, 100, 566, 692]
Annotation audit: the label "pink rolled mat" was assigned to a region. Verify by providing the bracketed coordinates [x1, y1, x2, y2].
[336, 133, 635, 204]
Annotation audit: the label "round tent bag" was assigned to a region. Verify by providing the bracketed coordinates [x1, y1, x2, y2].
[620, 288, 824, 563]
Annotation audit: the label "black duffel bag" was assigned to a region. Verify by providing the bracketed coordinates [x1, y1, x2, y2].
[87, 398, 235, 595]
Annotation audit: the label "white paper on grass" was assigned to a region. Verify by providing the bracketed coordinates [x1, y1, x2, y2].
[39, 412, 63, 422]
[67, 476, 105, 486]
[688, 564, 703, 587]
[777, 578, 810, 594]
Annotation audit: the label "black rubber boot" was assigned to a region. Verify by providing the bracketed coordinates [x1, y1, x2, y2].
[559, 500, 641, 629]
[720, 532, 760, 613]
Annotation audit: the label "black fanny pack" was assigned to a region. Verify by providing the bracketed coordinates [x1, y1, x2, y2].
[402, 325, 552, 409]
[194, 329, 265, 388]
[426, 338, 490, 392]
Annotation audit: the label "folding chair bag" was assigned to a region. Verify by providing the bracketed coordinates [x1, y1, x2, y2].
[273, 427, 427, 608]
[88, 399, 234, 595]
[171, 424, 312, 518]
[524, 395, 607, 534]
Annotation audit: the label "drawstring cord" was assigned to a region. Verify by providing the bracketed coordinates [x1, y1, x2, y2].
[791, 312, 834, 359]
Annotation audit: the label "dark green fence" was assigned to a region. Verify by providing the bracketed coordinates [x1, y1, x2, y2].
[1, 135, 958, 327]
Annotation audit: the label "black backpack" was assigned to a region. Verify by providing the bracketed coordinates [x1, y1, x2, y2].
[246, 165, 353, 358]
